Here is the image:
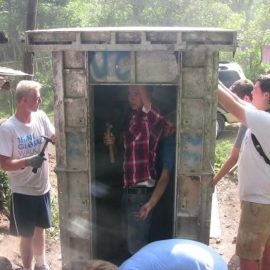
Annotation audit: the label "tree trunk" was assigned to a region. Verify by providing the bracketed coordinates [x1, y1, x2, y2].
[23, 0, 38, 80]
[0, 30, 8, 44]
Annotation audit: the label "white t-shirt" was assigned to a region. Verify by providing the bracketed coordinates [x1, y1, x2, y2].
[233, 123, 247, 148]
[0, 110, 55, 196]
[238, 108, 270, 203]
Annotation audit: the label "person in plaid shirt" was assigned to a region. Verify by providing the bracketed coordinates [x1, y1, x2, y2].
[104, 85, 163, 255]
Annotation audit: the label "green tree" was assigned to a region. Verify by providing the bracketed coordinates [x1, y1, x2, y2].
[1, 0, 270, 118]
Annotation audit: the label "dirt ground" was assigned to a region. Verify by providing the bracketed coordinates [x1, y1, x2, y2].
[0, 124, 241, 270]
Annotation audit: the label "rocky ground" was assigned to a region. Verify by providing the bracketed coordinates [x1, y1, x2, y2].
[0, 124, 241, 270]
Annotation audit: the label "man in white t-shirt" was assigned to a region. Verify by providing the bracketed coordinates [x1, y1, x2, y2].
[0, 80, 56, 270]
[213, 79, 254, 187]
[218, 74, 270, 270]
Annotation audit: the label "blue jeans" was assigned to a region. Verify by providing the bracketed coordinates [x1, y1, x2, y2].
[121, 191, 153, 255]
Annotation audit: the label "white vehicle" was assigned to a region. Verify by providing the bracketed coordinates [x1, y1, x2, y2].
[216, 61, 246, 138]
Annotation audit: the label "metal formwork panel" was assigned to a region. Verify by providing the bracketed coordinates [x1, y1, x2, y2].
[68, 173, 91, 239]
[88, 50, 178, 84]
[176, 50, 217, 243]
[53, 50, 91, 270]
[65, 99, 87, 127]
[64, 71, 86, 97]
[136, 51, 178, 83]
[25, 27, 237, 270]
[182, 68, 205, 98]
[25, 27, 237, 52]
[66, 132, 88, 168]
[179, 131, 203, 173]
[89, 51, 131, 83]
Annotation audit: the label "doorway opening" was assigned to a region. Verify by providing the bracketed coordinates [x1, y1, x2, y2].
[92, 85, 177, 265]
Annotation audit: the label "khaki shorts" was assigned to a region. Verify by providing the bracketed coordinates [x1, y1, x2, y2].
[236, 201, 270, 260]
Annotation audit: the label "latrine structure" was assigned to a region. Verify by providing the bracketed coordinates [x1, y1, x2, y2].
[25, 27, 237, 270]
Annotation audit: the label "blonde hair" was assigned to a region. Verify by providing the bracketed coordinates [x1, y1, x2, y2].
[15, 80, 41, 103]
[83, 260, 118, 270]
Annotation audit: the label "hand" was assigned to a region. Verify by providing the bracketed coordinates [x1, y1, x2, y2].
[212, 175, 219, 189]
[25, 154, 47, 168]
[103, 132, 115, 146]
[138, 202, 153, 220]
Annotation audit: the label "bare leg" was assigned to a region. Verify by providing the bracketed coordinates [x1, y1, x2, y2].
[240, 258, 259, 270]
[20, 236, 33, 268]
[33, 226, 46, 255]
[260, 245, 270, 270]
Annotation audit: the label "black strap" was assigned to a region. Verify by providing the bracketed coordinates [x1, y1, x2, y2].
[251, 134, 270, 165]
[250, 109, 270, 165]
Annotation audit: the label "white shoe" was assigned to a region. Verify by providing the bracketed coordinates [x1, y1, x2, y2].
[34, 264, 50, 270]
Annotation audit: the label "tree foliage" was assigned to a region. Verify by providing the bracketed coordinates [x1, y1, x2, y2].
[0, 0, 270, 117]
[0, 166, 10, 211]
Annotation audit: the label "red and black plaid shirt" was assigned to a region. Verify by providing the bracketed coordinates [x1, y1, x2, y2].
[123, 105, 163, 187]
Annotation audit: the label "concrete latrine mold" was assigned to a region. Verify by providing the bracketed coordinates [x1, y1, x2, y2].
[25, 27, 237, 270]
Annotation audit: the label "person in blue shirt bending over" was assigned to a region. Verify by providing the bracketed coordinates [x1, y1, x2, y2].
[118, 238, 228, 270]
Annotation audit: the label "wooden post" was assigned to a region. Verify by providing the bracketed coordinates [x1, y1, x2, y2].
[23, 0, 38, 80]
[0, 30, 8, 44]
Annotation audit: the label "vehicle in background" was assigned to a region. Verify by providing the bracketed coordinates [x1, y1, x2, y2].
[216, 61, 246, 138]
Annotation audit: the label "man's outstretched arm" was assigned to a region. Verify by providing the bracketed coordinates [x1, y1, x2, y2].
[213, 147, 240, 187]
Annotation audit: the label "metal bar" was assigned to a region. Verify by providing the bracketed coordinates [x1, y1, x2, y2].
[26, 44, 235, 52]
